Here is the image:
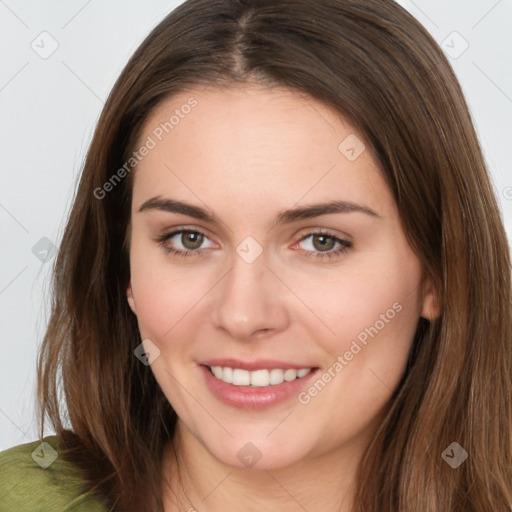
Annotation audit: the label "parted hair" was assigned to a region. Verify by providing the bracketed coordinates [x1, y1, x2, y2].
[37, 0, 512, 510]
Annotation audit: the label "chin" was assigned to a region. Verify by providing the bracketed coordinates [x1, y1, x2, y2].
[199, 431, 313, 471]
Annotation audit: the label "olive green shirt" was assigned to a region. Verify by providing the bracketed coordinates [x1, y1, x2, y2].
[0, 436, 108, 511]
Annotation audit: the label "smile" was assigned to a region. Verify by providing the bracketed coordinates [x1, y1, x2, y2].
[206, 365, 313, 387]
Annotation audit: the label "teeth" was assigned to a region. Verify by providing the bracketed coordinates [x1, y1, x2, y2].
[283, 369, 297, 381]
[250, 369, 269, 387]
[232, 368, 250, 386]
[208, 366, 312, 387]
[223, 366, 233, 384]
[269, 369, 284, 385]
[211, 366, 223, 379]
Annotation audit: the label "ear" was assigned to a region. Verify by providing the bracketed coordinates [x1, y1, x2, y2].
[420, 274, 440, 321]
[127, 280, 137, 315]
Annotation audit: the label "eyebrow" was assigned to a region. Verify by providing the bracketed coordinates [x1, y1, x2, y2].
[137, 196, 381, 224]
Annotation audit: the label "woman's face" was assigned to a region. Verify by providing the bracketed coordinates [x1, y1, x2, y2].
[126, 85, 437, 469]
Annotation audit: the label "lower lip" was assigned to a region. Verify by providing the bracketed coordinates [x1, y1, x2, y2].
[199, 365, 319, 410]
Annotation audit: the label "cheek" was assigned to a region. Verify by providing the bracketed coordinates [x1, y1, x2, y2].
[283, 251, 422, 363]
[287, 260, 422, 447]
[129, 248, 217, 343]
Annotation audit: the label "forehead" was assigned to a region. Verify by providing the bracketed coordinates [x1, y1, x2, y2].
[131, 85, 392, 219]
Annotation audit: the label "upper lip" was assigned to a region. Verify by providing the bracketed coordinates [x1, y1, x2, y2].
[200, 358, 317, 371]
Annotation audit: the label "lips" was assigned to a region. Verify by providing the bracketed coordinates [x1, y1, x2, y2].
[198, 359, 319, 409]
[200, 358, 315, 371]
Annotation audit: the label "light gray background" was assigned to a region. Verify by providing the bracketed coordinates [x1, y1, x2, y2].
[1, 0, 511, 452]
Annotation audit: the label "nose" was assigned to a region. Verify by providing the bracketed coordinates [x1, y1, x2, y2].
[211, 250, 290, 342]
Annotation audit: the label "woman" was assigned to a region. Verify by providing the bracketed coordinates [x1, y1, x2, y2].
[1, 0, 510, 510]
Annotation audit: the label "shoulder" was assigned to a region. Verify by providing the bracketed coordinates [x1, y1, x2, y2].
[0, 435, 108, 511]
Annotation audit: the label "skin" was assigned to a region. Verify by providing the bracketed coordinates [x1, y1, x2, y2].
[126, 84, 438, 512]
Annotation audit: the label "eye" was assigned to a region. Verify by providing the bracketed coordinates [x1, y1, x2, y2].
[155, 228, 352, 261]
[295, 231, 353, 260]
[156, 229, 216, 258]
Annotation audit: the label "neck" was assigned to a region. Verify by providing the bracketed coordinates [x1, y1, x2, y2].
[161, 420, 371, 512]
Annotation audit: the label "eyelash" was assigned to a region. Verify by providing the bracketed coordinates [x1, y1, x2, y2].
[156, 228, 353, 261]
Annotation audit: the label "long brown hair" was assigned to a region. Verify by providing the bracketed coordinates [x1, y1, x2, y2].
[37, 0, 512, 510]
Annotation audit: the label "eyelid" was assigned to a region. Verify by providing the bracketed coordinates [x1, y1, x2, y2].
[160, 225, 216, 241]
[158, 225, 351, 244]
[157, 225, 353, 259]
[295, 226, 353, 243]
